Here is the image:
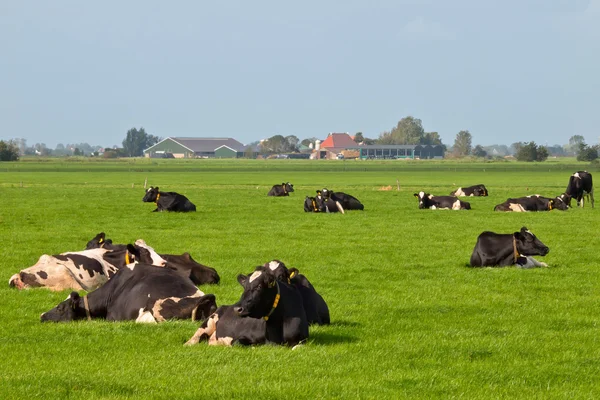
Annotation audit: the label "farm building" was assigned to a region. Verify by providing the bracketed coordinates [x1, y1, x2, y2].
[354, 144, 445, 159]
[312, 133, 358, 159]
[143, 137, 250, 158]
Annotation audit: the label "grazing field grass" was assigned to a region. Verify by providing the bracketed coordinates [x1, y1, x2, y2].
[1, 159, 599, 399]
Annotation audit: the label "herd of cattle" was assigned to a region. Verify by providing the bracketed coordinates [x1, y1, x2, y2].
[6, 170, 594, 346]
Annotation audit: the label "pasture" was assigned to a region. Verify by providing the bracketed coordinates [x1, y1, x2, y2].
[1, 158, 599, 399]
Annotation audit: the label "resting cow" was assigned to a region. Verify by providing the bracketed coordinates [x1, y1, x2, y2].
[9, 244, 163, 291]
[268, 182, 294, 197]
[86, 232, 220, 285]
[414, 192, 471, 210]
[314, 191, 345, 213]
[493, 195, 568, 212]
[186, 266, 308, 347]
[565, 171, 594, 208]
[450, 184, 488, 197]
[469, 226, 549, 268]
[41, 264, 217, 323]
[304, 196, 320, 212]
[143, 187, 196, 212]
[321, 188, 364, 210]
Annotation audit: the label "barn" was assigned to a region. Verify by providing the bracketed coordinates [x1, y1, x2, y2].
[143, 137, 248, 159]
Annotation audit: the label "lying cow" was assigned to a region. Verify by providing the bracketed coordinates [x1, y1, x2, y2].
[304, 196, 320, 212]
[9, 244, 162, 291]
[450, 184, 488, 197]
[143, 186, 196, 212]
[414, 191, 471, 210]
[321, 188, 364, 210]
[493, 195, 567, 212]
[565, 171, 594, 208]
[185, 266, 308, 347]
[86, 232, 220, 285]
[268, 182, 294, 197]
[314, 191, 345, 213]
[469, 226, 549, 268]
[41, 264, 217, 323]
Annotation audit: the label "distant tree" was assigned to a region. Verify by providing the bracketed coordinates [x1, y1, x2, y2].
[423, 131, 442, 145]
[576, 142, 599, 161]
[568, 135, 586, 155]
[122, 127, 161, 157]
[73, 148, 83, 156]
[0, 140, 20, 161]
[547, 145, 566, 156]
[378, 116, 426, 145]
[510, 142, 523, 155]
[472, 145, 487, 158]
[300, 137, 318, 147]
[284, 135, 300, 152]
[453, 130, 472, 156]
[516, 142, 548, 162]
[353, 132, 364, 143]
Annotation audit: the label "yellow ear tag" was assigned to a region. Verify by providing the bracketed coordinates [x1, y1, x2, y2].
[98, 238, 104, 244]
[125, 253, 131, 264]
[290, 271, 296, 278]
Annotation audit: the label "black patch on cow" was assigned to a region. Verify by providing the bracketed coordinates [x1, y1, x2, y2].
[61, 254, 105, 278]
[37, 271, 48, 279]
[156, 294, 216, 321]
[21, 272, 43, 287]
[79, 274, 83, 279]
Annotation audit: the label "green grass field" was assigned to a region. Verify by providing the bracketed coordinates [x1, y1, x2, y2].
[1, 158, 599, 399]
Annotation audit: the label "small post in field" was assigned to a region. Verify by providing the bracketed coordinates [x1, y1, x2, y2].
[144, 177, 147, 189]
[396, 179, 400, 191]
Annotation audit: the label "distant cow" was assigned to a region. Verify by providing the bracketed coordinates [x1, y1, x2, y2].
[320, 188, 364, 210]
[143, 187, 196, 212]
[268, 182, 294, 197]
[469, 226, 549, 268]
[85, 233, 220, 285]
[565, 171, 594, 208]
[414, 191, 471, 210]
[9, 245, 161, 291]
[186, 266, 308, 347]
[450, 184, 488, 197]
[304, 196, 320, 212]
[41, 264, 217, 323]
[314, 191, 345, 213]
[493, 195, 568, 212]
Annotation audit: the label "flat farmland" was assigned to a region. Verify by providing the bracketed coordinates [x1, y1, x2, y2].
[1, 159, 599, 399]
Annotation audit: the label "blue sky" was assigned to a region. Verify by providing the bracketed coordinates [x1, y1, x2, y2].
[1, 0, 598, 148]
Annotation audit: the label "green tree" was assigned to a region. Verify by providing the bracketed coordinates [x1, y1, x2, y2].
[122, 127, 161, 157]
[516, 142, 548, 162]
[354, 132, 364, 143]
[568, 135, 586, 155]
[0, 140, 20, 161]
[472, 145, 487, 158]
[453, 130, 472, 156]
[423, 131, 442, 145]
[378, 116, 425, 145]
[577, 143, 599, 161]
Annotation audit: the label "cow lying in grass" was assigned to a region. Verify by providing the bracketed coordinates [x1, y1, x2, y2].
[494, 195, 568, 212]
[41, 264, 216, 323]
[185, 262, 310, 347]
[414, 191, 471, 210]
[320, 188, 364, 210]
[9, 244, 165, 291]
[268, 182, 294, 196]
[143, 186, 196, 212]
[469, 226, 549, 268]
[86, 232, 220, 285]
[450, 184, 488, 197]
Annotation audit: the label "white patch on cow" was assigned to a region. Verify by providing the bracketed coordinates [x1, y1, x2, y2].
[147, 187, 153, 192]
[452, 200, 461, 210]
[517, 256, 548, 269]
[455, 188, 466, 197]
[418, 191, 424, 198]
[136, 308, 157, 323]
[574, 172, 580, 179]
[335, 201, 345, 214]
[134, 239, 167, 266]
[268, 261, 280, 271]
[249, 270, 262, 282]
[66, 294, 72, 301]
[151, 290, 204, 323]
[185, 313, 219, 346]
[126, 263, 136, 271]
[509, 203, 526, 212]
[431, 205, 437, 210]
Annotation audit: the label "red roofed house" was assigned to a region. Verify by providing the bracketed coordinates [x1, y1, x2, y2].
[318, 132, 358, 159]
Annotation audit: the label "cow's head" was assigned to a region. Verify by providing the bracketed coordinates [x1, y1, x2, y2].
[304, 196, 319, 212]
[143, 187, 159, 203]
[234, 269, 278, 319]
[41, 292, 86, 322]
[514, 227, 549, 257]
[86, 232, 112, 250]
[134, 240, 167, 266]
[283, 182, 294, 193]
[321, 188, 331, 199]
[553, 194, 570, 210]
[473, 187, 487, 196]
[262, 260, 290, 283]
[315, 190, 344, 213]
[413, 191, 432, 209]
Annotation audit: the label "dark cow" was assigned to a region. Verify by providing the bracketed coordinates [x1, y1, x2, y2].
[268, 182, 295, 197]
[304, 196, 320, 212]
[9, 244, 164, 291]
[320, 188, 364, 210]
[41, 264, 217, 323]
[493, 195, 568, 212]
[450, 184, 489, 197]
[469, 226, 549, 268]
[186, 267, 308, 347]
[314, 191, 345, 213]
[143, 186, 196, 212]
[86, 233, 220, 285]
[565, 171, 594, 208]
[414, 191, 471, 210]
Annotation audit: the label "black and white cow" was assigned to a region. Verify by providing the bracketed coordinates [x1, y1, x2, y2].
[413, 191, 471, 210]
[185, 267, 308, 347]
[565, 171, 594, 208]
[9, 244, 164, 291]
[320, 188, 364, 210]
[450, 184, 489, 197]
[143, 187, 196, 212]
[41, 264, 217, 323]
[268, 182, 294, 197]
[86, 233, 220, 285]
[493, 195, 567, 212]
[314, 191, 345, 213]
[469, 226, 549, 268]
[304, 196, 320, 212]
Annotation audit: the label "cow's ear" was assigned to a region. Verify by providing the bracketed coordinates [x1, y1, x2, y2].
[289, 268, 299, 279]
[154, 187, 159, 191]
[127, 244, 140, 261]
[69, 292, 81, 308]
[413, 193, 418, 197]
[266, 273, 276, 288]
[316, 190, 321, 195]
[237, 274, 248, 287]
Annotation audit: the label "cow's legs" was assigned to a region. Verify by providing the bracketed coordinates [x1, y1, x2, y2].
[518, 256, 548, 268]
[184, 313, 218, 346]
